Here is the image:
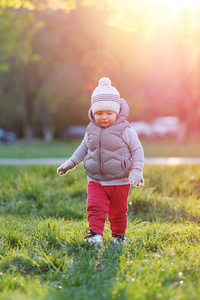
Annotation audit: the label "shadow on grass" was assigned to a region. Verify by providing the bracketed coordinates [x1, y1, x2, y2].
[0, 231, 124, 300]
[42, 242, 124, 300]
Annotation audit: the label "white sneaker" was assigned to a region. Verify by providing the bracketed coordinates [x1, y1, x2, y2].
[113, 235, 126, 244]
[84, 229, 103, 246]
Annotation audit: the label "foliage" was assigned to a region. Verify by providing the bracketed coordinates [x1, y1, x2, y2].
[0, 7, 44, 141]
[0, 1, 200, 142]
[0, 165, 200, 299]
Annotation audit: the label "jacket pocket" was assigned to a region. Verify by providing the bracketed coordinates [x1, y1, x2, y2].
[121, 156, 127, 171]
[83, 155, 88, 168]
[122, 155, 131, 172]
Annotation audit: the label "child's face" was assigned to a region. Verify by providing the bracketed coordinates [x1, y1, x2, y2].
[94, 110, 117, 128]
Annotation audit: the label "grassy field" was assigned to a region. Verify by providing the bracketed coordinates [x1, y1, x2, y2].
[0, 165, 200, 299]
[1, 138, 200, 158]
[0, 140, 81, 159]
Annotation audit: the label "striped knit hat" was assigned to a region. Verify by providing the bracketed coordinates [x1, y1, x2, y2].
[91, 77, 120, 115]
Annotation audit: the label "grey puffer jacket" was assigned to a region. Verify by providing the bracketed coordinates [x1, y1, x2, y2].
[83, 98, 132, 181]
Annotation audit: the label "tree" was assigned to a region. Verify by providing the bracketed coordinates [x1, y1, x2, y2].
[1, 0, 200, 142]
[0, 7, 45, 143]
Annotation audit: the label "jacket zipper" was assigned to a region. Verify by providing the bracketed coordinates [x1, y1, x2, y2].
[99, 128, 103, 176]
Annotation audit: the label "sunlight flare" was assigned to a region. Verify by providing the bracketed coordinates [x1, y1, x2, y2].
[153, 0, 200, 18]
[155, 0, 200, 10]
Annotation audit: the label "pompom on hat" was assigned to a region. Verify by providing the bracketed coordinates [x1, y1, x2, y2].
[91, 77, 120, 115]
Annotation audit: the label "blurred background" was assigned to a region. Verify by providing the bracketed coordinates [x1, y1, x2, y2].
[0, 0, 200, 146]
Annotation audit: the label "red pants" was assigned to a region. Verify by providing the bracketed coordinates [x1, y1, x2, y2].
[87, 182, 130, 236]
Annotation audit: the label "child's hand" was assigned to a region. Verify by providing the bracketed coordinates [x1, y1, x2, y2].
[128, 168, 144, 187]
[57, 160, 75, 176]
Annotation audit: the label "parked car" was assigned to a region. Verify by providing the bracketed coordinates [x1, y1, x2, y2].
[61, 126, 86, 139]
[0, 128, 17, 144]
[151, 116, 180, 137]
[130, 121, 153, 138]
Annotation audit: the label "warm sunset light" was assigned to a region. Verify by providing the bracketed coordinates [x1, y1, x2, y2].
[156, 0, 200, 10]
[111, 0, 200, 19]
[106, 0, 200, 31]
[154, 0, 200, 18]
[1, 0, 200, 143]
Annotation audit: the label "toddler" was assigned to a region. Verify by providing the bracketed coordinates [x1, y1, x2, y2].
[57, 77, 144, 245]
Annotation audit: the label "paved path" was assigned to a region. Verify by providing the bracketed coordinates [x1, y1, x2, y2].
[0, 157, 200, 166]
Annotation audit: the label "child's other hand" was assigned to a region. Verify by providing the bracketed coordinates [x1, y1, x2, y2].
[57, 160, 75, 176]
[128, 168, 144, 187]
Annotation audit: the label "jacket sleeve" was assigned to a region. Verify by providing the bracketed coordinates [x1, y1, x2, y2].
[70, 133, 88, 165]
[123, 127, 144, 170]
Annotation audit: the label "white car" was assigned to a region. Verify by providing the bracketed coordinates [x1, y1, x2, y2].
[152, 116, 180, 137]
[130, 122, 153, 138]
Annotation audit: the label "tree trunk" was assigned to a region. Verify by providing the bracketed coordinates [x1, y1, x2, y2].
[42, 126, 55, 143]
[23, 102, 34, 144]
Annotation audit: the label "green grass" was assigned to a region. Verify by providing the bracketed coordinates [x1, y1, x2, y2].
[1, 138, 200, 158]
[0, 165, 200, 299]
[0, 140, 81, 159]
[141, 138, 200, 157]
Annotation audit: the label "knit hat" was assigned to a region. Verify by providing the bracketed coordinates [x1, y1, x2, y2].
[91, 77, 120, 115]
